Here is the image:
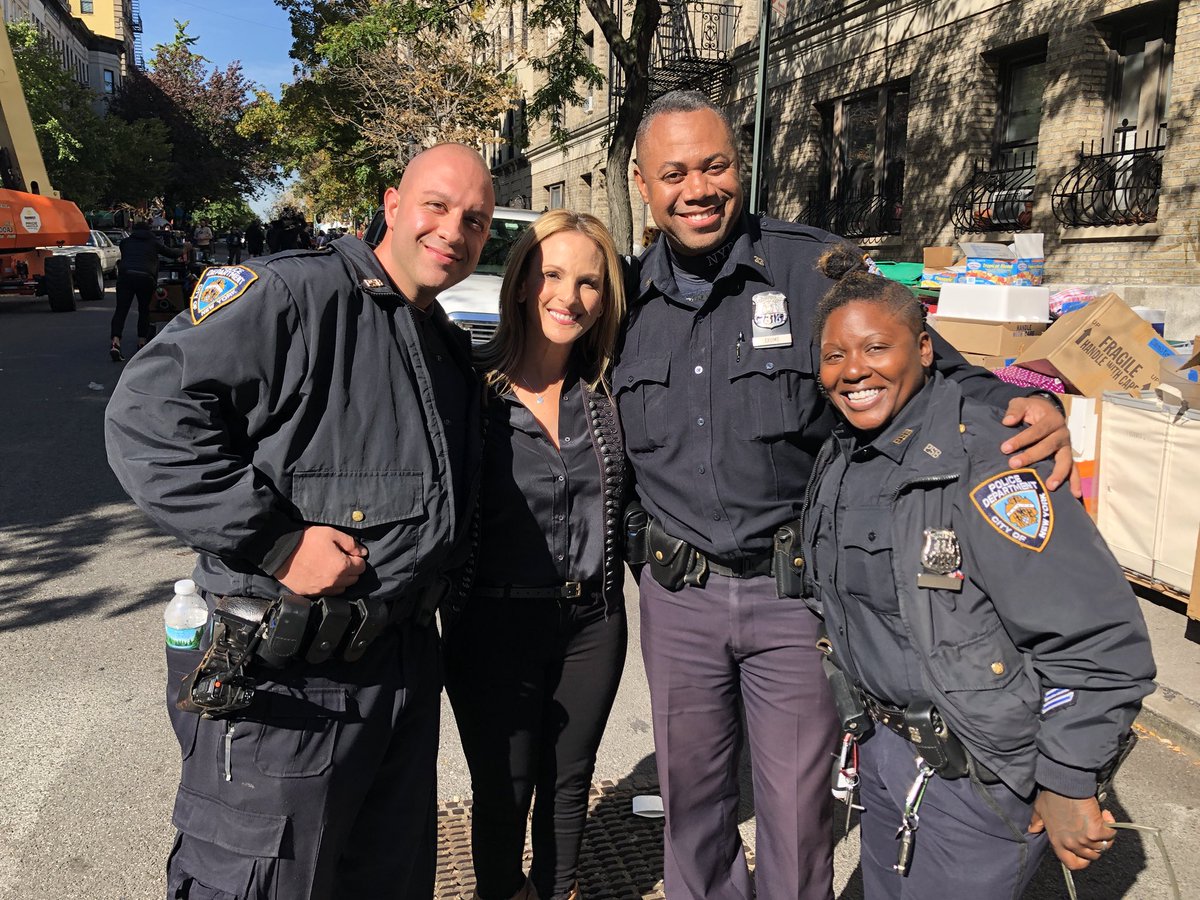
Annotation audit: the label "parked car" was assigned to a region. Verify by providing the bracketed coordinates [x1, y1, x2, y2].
[47, 229, 121, 279]
[363, 205, 539, 345]
[103, 228, 130, 246]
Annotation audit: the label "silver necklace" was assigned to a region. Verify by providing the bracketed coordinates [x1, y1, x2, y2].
[518, 373, 545, 405]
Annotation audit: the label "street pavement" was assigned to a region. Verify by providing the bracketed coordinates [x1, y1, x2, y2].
[1, 287, 1198, 899]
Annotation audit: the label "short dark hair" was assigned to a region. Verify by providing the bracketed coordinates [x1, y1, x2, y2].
[132, 221, 151, 232]
[635, 90, 738, 163]
[813, 244, 925, 340]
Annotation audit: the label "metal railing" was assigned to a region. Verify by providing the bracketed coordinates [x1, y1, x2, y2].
[950, 143, 1038, 233]
[612, 0, 739, 105]
[797, 191, 902, 238]
[1051, 121, 1167, 228]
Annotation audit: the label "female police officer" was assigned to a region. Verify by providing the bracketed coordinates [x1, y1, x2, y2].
[801, 245, 1155, 899]
[444, 209, 628, 900]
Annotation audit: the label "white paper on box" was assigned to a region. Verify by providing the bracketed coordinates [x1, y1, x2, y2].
[1011, 233, 1044, 258]
[935, 284, 1050, 322]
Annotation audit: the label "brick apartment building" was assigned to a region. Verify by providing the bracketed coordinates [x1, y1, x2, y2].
[493, 0, 1199, 338]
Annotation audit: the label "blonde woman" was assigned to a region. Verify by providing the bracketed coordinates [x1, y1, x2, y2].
[445, 210, 629, 900]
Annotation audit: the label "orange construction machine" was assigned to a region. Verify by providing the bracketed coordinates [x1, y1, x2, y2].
[0, 23, 100, 312]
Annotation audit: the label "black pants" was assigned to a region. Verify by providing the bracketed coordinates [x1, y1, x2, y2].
[445, 595, 627, 900]
[112, 271, 156, 341]
[164, 621, 441, 900]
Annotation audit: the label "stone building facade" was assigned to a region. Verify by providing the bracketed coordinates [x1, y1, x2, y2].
[496, 0, 1199, 337]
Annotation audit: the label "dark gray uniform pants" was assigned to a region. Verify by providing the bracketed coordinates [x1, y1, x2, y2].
[639, 573, 838, 900]
[857, 725, 1048, 900]
[164, 621, 441, 900]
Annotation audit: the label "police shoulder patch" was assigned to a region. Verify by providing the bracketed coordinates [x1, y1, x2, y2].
[969, 467, 1054, 552]
[190, 266, 258, 324]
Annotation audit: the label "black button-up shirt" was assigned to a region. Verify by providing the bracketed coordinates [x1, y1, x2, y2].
[615, 214, 1033, 560]
[474, 378, 603, 586]
[810, 378, 936, 706]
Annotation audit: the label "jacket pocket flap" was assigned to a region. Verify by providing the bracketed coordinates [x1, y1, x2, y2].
[172, 784, 287, 858]
[841, 509, 893, 551]
[730, 345, 812, 379]
[932, 623, 1023, 692]
[291, 471, 423, 529]
[615, 355, 670, 393]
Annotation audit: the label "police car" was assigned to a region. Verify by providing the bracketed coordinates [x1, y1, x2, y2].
[365, 205, 538, 345]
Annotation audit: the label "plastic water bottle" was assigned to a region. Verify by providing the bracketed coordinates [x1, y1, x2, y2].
[164, 579, 209, 649]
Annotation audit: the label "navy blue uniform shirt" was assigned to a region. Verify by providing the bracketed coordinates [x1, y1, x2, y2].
[615, 214, 1035, 560]
[811, 378, 936, 706]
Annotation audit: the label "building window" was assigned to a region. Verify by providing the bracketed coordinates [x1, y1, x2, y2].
[547, 182, 564, 210]
[1050, 5, 1174, 228]
[801, 82, 907, 238]
[583, 31, 594, 113]
[996, 49, 1046, 165]
[1107, 3, 1174, 145]
[81, 0, 93, 12]
[103, 69, 115, 94]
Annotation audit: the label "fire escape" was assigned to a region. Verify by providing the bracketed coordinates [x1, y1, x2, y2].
[128, 0, 145, 69]
[610, 0, 739, 114]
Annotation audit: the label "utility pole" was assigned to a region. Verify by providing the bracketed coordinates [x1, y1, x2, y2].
[748, 0, 778, 214]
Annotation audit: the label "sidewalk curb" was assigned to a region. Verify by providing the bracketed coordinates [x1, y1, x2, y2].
[1137, 689, 1200, 755]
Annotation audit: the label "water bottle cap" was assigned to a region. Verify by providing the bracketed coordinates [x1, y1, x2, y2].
[174, 579, 197, 595]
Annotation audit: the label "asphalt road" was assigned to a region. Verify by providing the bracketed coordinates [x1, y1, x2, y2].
[1, 288, 1197, 899]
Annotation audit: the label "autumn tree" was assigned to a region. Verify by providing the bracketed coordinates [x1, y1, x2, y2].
[267, 0, 519, 211]
[110, 20, 283, 214]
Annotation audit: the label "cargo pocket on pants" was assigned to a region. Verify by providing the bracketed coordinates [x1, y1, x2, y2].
[252, 686, 346, 778]
[169, 783, 285, 898]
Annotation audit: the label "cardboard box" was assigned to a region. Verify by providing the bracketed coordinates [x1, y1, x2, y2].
[923, 247, 958, 269]
[1013, 293, 1175, 396]
[932, 316, 1048, 357]
[953, 234, 1045, 286]
[962, 352, 1016, 370]
[1158, 338, 1200, 408]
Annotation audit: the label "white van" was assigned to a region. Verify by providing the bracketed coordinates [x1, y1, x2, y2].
[364, 205, 539, 345]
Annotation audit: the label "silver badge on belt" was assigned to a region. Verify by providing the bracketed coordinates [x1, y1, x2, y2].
[751, 291, 792, 349]
[916, 528, 964, 592]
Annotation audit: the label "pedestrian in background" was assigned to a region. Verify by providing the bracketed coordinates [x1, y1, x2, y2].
[617, 89, 1075, 900]
[802, 244, 1154, 898]
[245, 220, 265, 257]
[105, 143, 496, 899]
[191, 220, 213, 257]
[110, 221, 183, 361]
[225, 227, 244, 264]
[445, 210, 629, 900]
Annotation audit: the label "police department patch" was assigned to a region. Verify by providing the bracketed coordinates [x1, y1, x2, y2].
[190, 266, 258, 324]
[970, 468, 1054, 552]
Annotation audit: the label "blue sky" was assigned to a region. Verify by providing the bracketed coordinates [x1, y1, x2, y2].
[141, 1, 298, 214]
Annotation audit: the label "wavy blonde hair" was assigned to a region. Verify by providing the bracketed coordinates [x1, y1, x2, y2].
[476, 209, 626, 393]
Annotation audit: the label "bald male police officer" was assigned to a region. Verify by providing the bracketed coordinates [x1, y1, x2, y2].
[106, 144, 495, 900]
[618, 91, 1075, 900]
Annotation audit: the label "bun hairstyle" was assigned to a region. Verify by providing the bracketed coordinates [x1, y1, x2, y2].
[813, 243, 926, 341]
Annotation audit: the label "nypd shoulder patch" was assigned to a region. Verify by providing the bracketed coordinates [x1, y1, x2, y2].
[190, 266, 258, 325]
[969, 467, 1054, 552]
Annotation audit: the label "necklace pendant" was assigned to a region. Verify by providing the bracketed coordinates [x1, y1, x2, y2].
[535, 395, 544, 404]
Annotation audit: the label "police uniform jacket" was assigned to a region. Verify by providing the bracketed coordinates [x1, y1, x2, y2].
[105, 237, 482, 605]
[616, 213, 1039, 561]
[801, 372, 1156, 799]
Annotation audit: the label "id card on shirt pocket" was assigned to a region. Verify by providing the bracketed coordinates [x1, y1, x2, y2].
[751, 291, 792, 349]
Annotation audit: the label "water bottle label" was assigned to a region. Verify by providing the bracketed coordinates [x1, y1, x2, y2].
[166, 624, 203, 650]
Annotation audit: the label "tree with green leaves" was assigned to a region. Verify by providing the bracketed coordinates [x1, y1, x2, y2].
[276, 0, 661, 252]
[110, 20, 283, 216]
[267, 0, 519, 212]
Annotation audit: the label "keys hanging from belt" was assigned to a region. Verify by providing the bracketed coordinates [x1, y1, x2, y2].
[895, 760, 935, 876]
[832, 732, 864, 832]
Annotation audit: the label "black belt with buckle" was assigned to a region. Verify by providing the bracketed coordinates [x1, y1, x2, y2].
[862, 694, 998, 783]
[473, 581, 601, 601]
[702, 551, 773, 579]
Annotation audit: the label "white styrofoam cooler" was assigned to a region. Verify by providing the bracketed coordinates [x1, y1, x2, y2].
[1096, 391, 1200, 593]
[935, 284, 1050, 322]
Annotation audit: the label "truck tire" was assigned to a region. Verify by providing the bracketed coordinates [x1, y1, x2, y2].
[75, 252, 104, 302]
[44, 256, 76, 312]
